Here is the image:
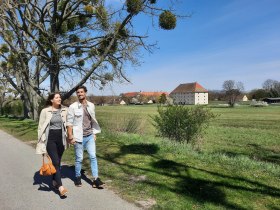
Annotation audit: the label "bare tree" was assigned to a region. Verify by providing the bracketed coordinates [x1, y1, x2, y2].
[262, 79, 277, 91]
[0, 1, 49, 119]
[262, 79, 280, 97]
[0, 0, 187, 120]
[222, 80, 244, 107]
[0, 33, 45, 119]
[1, 1, 184, 93]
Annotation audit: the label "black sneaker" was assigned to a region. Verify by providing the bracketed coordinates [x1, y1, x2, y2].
[92, 177, 104, 188]
[75, 176, 82, 187]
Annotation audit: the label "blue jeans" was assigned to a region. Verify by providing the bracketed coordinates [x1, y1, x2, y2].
[74, 134, 98, 178]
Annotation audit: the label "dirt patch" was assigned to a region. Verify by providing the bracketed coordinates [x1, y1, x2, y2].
[136, 198, 156, 209]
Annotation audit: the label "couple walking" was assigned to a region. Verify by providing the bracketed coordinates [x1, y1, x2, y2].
[36, 85, 103, 197]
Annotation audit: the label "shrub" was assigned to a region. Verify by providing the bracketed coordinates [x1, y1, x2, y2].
[123, 116, 141, 133]
[2, 100, 23, 117]
[106, 114, 143, 134]
[152, 105, 215, 144]
[250, 101, 268, 107]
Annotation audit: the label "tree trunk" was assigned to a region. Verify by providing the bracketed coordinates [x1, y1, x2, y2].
[50, 49, 60, 92]
[50, 2, 60, 93]
[0, 104, 3, 115]
[30, 89, 40, 121]
[0, 94, 4, 115]
[21, 86, 41, 121]
[50, 71, 60, 92]
[21, 92, 31, 119]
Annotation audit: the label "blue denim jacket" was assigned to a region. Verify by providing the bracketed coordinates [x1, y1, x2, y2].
[66, 101, 101, 142]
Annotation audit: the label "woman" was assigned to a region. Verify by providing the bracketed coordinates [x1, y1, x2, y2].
[37, 92, 68, 197]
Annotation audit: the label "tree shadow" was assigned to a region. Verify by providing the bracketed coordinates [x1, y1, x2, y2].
[141, 178, 246, 210]
[33, 171, 59, 195]
[152, 159, 280, 197]
[103, 143, 159, 161]
[98, 143, 280, 209]
[32, 164, 99, 197]
[60, 165, 94, 187]
[151, 159, 247, 209]
[120, 143, 159, 155]
[247, 143, 280, 164]
[213, 143, 280, 165]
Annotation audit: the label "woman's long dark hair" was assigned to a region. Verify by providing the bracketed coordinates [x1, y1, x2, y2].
[45, 92, 61, 107]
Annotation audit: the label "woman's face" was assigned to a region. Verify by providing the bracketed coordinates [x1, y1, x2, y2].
[51, 94, 61, 106]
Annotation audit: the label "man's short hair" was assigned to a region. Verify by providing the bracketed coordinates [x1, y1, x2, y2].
[75, 85, 87, 92]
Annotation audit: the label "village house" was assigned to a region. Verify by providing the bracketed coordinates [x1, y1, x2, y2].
[121, 91, 169, 104]
[122, 91, 169, 98]
[170, 82, 208, 105]
[242, 95, 248, 101]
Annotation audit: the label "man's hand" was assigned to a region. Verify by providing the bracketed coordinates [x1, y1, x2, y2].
[67, 136, 76, 145]
[94, 134, 96, 141]
[70, 139, 76, 145]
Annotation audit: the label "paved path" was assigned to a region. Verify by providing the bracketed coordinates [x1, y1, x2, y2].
[0, 130, 140, 210]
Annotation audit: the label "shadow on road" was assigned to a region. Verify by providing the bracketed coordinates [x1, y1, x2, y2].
[33, 164, 102, 194]
[60, 165, 99, 188]
[33, 171, 57, 194]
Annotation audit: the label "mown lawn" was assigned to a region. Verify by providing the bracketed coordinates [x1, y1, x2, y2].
[0, 104, 279, 209]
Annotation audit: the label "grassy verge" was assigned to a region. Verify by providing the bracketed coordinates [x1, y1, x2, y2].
[94, 131, 279, 209]
[0, 105, 280, 209]
[0, 117, 37, 142]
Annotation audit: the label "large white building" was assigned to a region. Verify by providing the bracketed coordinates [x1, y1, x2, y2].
[170, 82, 208, 105]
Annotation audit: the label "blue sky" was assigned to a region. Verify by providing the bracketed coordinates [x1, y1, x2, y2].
[93, 0, 280, 95]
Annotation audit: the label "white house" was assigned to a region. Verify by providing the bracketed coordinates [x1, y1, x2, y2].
[170, 82, 208, 105]
[242, 95, 248, 101]
[120, 100, 126, 105]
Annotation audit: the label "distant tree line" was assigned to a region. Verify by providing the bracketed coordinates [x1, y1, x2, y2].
[120, 93, 169, 105]
[208, 79, 280, 105]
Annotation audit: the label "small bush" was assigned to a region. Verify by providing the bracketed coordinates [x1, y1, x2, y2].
[152, 105, 215, 144]
[2, 100, 23, 117]
[250, 101, 268, 107]
[106, 114, 143, 134]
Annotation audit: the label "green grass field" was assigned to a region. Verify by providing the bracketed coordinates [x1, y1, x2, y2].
[96, 105, 280, 162]
[0, 104, 279, 209]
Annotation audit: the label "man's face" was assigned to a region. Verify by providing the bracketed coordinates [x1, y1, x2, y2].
[76, 88, 86, 101]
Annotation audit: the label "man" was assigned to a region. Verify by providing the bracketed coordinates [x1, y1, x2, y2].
[66, 85, 104, 188]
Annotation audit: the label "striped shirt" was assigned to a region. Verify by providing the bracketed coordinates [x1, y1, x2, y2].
[49, 111, 63, 130]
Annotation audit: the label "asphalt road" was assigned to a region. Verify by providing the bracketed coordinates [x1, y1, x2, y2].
[0, 130, 140, 210]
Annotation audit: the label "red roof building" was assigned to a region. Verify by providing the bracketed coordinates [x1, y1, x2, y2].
[170, 82, 208, 94]
[122, 91, 169, 98]
[170, 82, 208, 105]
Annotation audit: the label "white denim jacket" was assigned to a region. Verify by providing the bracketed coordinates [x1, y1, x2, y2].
[66, 101, 101, 142]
